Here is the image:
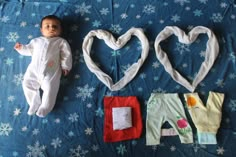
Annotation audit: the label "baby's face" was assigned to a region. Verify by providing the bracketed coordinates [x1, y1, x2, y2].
[41, 18, 62, 38]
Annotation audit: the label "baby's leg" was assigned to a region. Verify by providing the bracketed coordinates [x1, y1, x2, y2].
[36, 74, 60, 117]
[22, 73, 41, 115]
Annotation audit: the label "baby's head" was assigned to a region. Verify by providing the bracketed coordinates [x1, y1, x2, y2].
[40, 15, 62, 38]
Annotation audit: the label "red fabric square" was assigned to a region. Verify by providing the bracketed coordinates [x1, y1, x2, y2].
[103, 96, 143, 142]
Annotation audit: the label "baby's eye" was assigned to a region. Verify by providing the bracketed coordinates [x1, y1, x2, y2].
[52, 25, 58, 29]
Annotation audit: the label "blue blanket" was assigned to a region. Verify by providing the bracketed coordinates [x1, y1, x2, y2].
[0, 0, 236, 156]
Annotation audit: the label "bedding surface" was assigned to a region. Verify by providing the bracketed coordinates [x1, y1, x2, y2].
[0, 0, 236, 156]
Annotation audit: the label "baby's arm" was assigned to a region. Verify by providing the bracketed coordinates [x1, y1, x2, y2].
[60, 39, 72, 75]
[14, 40, 34, 56]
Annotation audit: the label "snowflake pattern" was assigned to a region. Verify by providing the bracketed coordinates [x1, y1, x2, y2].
[13, 73, 24, 86]
[6, 32, 19, 42]
[69, 145, 88, 157]
[75, 3, 91, 16]
[76, 84, 95, 101]
[51, 138, 62, 149]
[229, 99, 236, 112]
[174, 0, 190, 6]
[175, 42, 190, 54]
[26, 141, 46, 157]
[0, 123, 13, 136]
[143, 4, 155, 15]
[116, 144, 127, 155]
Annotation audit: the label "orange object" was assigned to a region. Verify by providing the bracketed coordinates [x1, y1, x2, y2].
[187, 96, 197, 107]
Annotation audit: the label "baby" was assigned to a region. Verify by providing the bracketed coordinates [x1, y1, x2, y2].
[14, 15, 72, 117]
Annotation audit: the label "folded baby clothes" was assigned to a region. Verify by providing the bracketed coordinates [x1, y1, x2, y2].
[146, 93, 193, 145]
[103, 96, 142, 142]
[184, 91, 224, 144]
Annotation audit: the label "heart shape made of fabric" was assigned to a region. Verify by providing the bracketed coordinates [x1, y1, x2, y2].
[154, 26, 219, 92]
[82, 27, 149, 91]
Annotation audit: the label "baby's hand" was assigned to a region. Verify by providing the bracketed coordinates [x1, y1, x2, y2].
[14, 42, 22, 50]
[62, 69, 69, 76]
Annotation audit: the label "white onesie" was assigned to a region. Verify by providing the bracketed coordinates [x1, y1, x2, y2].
[16, 36, 72, 117]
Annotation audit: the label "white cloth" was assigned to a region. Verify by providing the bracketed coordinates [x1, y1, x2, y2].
[82, 27, 149, 91]
[16, 37, 72, 117]
[154, 26, 219, 92]
[112, 107, 132, 130]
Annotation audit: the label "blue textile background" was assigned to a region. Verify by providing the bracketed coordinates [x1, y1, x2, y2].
[0, 0, 236, 156]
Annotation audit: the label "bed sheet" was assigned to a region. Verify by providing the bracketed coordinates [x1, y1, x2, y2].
[1, 0, 236, 156]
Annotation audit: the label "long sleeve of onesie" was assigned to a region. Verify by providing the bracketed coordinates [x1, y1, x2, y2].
[16, 40, 35, 56]
[184, 91, 224, 144]
[60, 40, 72, 71]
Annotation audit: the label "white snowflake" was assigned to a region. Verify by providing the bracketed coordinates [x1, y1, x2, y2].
[229, 99, 236, 112]
[140, 73, 146, 79]
[0, 123, 13, 136]
[142, 4, 155, 15]
[32, 129, 40, 135]
[54, 118, 61, 123]
[20, 21, 27, 27]
[76, 84, 95, 101]
[85, 127, 93, 135]
[5, 57, 14, 65]
[91, 145, 99, 151]
[174, 0, 190, 6]
[220, 2, 227, 8]
[121, 64, 131, 73]
[69, 145, 88, 157]
[71, 25, 79, 32]
[229, 73, 236, 79]
[0, 47, 4, 52]
[51, 137, 62, 149]
[171, 14, 181, 22]
[152, 61, 160, 68]
[121, 13, 128, 19]
[215, 79, 225, 88]
[0, 16, 10, 23]
[34, 2, 40, 6]
[13, 73, 24, 86]
[6, 32, 19, 42]
[110, 24, 122, 34]
[198, 0, 208, 4]
[27, 141, 46, 157]
[216, 147, 225, 155]
[170, 145, 176, 151]
[175, 42, 190, 54]
[8, 95, 15, 102]
[211, 13, 223, 23]
[22, 126, 28, 132]
[75, 3, 91, 16]
[100, 8, 109, 15]
[200, 50, 206, 57]
[116, 144, 127, 155]
[68, 112, 79, 122]
[95, 107, 104, 117]
[14, 108, 21, 116]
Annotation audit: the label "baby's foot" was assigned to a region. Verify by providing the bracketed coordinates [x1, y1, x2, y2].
[36, 107, 49, 117]
[27, 105, 39, 115]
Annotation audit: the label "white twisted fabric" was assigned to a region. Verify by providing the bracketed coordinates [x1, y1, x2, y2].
[82, 27, 149, 91]
[154, 26, 219, 92]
